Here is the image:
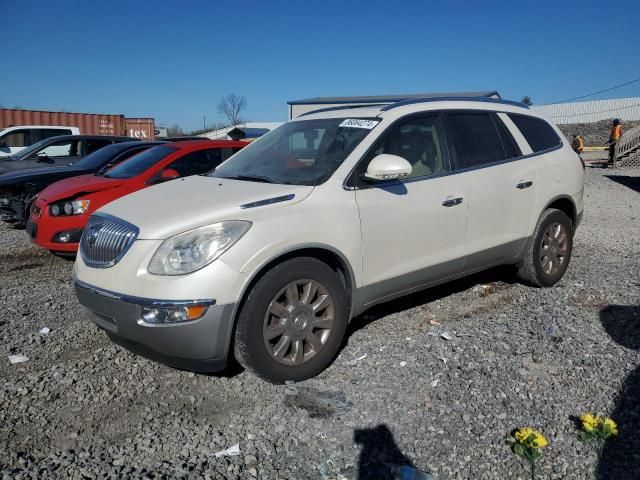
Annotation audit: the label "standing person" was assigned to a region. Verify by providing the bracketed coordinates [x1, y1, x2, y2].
[572, 134, 584, 155]
[608, 118, 623, 164]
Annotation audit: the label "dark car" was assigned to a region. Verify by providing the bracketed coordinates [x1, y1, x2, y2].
[0, 135, 137, 175]
[0, 141, 163, 225]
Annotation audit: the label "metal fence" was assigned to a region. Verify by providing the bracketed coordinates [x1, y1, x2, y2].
[532, 98, 640, 124]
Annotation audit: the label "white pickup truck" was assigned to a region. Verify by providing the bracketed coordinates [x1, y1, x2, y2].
[0, 125, 80, 157]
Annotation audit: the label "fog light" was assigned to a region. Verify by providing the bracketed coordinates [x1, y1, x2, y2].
[141, 305, 208, 324]
[52, 229, 83, 243]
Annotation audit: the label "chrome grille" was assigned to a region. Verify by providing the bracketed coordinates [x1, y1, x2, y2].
[80, 213, 139, 268]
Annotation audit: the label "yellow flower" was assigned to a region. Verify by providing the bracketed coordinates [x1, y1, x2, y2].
[603, 418, 618, 436]
[514, 427, 534, 444]
[580, 413, 600, 433]
[533, 432, 549, 448]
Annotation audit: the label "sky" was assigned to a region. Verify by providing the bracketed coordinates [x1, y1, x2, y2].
[3, 0, 639, 131]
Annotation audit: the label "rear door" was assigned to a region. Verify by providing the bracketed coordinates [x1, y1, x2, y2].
[355, 113, 467, 306]
[446, 111, 538, 268]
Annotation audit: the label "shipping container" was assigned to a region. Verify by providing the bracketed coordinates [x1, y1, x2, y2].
[124, 118, 155, 140]
[0, 109, 155, 139]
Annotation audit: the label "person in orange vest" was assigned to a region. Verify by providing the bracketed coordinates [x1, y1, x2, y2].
[572, 134, 584, 155]
[608, 118, 622, 164]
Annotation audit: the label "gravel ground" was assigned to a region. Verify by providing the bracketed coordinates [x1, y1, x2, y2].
[1, 167, 639, 479]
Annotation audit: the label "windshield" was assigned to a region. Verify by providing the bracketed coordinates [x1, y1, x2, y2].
[104, 145, 176, 179]
[210, 118, 378, 186]
[9, 137, 54, 160]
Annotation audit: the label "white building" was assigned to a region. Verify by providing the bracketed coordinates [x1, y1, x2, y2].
[200, 122, 282, 141]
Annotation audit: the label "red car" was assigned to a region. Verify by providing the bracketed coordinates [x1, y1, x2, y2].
[27, 140, 246, 255]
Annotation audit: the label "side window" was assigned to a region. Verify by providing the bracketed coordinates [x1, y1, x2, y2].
[0, 129, 32, 147]
[220, 147, 236, 161]
[507, 114, 562, 153]
[85, 139, 112, 155]
[494, 115, 521, 159]
[166, 149, 223, 177]
[40, 139, 77, 157]
[365, 115, 451, 179]
[447, 113, 506, 168]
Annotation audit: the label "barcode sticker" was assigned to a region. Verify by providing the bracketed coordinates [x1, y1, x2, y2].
[339, 119, 379, 129]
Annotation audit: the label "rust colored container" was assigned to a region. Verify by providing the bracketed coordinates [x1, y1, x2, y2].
[0, 109, 155, 139]
[124, 118, 156, 140]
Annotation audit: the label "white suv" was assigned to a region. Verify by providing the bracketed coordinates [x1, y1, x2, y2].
[73, 97, 584, 382]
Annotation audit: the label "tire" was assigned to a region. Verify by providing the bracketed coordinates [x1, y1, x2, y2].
[517, 208, 574, 287]
[233, 257, 348, 383]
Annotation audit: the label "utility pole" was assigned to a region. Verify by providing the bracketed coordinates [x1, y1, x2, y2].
[203, 115, 206, 130]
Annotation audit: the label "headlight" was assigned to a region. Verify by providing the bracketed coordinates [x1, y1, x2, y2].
[50, 199, 90, 216]
[148, 221, 251, 275]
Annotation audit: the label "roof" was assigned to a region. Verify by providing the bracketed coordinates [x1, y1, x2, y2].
[287, 91, 500, 105]
[167, 139, 247, 149]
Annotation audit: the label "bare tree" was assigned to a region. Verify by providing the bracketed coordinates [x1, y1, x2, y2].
[520, 96, 533, 106]
[166, 124, 185, 137]
[217, 94, 247, 126]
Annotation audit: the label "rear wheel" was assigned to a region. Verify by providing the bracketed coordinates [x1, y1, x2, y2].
[517, 208, 573, 287]
[233, 257, 348, 383]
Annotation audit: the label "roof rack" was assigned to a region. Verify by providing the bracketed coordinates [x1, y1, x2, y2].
[380, 96, 528, 111]
[288, 91, 500, 105]
[298, 104, 387, 117]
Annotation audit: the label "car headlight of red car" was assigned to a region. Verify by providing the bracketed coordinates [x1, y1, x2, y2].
[49, 199, 91, 216]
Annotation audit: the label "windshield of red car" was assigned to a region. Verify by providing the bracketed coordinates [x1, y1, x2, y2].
[103, 145, 176, 179]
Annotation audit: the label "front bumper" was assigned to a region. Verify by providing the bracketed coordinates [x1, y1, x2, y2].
[74, 280, 237, 372]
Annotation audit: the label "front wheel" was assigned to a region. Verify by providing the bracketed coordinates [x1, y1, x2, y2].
[233, 257, 348, 383]
[517, 208, 574, 287]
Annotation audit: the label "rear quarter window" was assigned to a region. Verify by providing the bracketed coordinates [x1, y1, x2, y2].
[508, 114, 562, 153]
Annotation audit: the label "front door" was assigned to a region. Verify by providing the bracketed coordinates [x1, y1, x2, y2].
[354, 114, 467, 307]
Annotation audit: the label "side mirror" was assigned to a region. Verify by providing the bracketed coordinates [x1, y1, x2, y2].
[363, 154, 412, 182]
[160, 168, 180, 180]
[36, 153, 53, 164]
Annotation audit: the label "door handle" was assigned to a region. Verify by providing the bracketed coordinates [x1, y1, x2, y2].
[442, 197, 463, 207]
[516, 181, 533, 189]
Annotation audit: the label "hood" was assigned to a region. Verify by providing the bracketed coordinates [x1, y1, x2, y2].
[39, 174, 124, 203]
[99, 175, 314, 239]
[0, 165, 89, 187]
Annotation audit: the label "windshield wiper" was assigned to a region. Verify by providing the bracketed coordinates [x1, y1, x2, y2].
[223, 174, 274, 184]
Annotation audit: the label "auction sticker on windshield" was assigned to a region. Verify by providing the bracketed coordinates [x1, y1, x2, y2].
[339, 119, 380, 129]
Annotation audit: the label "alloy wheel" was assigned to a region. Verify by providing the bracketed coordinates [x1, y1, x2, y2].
[262, 279, 335, 366]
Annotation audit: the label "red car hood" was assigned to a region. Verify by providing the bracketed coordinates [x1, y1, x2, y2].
[39, 174, 125, 203]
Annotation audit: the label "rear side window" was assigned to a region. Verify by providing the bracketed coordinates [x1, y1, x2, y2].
[507, 114, 561, 152]
[447, 113, 507, 168]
